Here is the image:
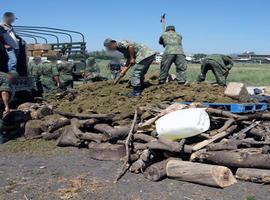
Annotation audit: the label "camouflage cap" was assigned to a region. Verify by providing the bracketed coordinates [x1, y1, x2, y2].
[104, 38, 115, 47]
[166, 25, 175, 32]
[8, 70, 19, 80]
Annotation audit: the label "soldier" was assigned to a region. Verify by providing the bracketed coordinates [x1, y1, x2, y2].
[28, 56, 42, 96]
[158, 25, 187, 84]
[104, 38, 156, 97]
[57, 55, 75, 89]
[83, 57, 107, 82]
[0, 71, 19, 143]
[0, 71, 18, 115]
[197, 54, 234, 86]
[39, 57, 60, 95]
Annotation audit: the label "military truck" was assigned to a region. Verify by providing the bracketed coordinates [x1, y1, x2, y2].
[0, 25, 87, 102]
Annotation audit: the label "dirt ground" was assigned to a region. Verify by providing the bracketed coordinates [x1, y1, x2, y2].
[53, 81, 238, 123]
[0, 139, 269, 200]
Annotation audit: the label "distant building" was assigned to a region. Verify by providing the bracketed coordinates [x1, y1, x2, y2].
[234, 52, 270, 64]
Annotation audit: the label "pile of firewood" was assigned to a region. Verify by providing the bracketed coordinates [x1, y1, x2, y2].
[17, 102, 270, 188]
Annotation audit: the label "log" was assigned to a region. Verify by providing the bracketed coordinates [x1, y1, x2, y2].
[192, 125, 237, 151]
[134, 140, 193, 154]
[236, 168, 270, 183]
[54, 110, 115, 121]
[93, 124, 130, 141]
[24, 120, 44, 139]
[88, 143, 126, 161]
[196, 151, 270, 169]
[56, 125, 81, 147]
[76, 132, 109, 143]
[41, 118, 70, 132]
[31, 105, 53, 119]
[79, 118, 100, 128]
[129, 149, 155, 173]
[42, 129, 63, 140]
[144, 158, 171, 181]
[133, 134, 156, 143]
[166, 160, 237, 188]
[207, 138, 270, 151]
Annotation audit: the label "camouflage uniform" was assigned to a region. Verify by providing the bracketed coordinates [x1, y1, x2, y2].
[84, 57, 107, 82]
[57, 61, 75, 89]
[159, 26, 187, 84]
[39, 61, 59, 93]
[116, 40, 156, 87]
[28, 61, 42, 95]
[197, 54, 234, 86]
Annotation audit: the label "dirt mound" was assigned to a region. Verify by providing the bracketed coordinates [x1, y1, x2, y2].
[52, 81, 237, 121]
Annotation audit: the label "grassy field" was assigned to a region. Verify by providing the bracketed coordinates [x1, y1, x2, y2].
[97, 60, 270, 86]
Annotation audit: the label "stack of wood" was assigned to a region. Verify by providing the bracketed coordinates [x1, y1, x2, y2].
[19, 101, 270, 188]
[26, 44, 58, 57]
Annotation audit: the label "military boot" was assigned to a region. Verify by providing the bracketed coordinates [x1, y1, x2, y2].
[127, 86, 143, 97]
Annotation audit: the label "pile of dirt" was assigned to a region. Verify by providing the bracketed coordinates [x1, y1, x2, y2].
[51, 81, 238, 121]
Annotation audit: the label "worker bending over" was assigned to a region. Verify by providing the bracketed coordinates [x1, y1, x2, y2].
[104, 38, 156, 97]
[197, 54, 234, 86]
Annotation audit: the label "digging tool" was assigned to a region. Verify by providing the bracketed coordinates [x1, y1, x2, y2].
[114, 64, 132, 85]
[160, 13, 166, 33]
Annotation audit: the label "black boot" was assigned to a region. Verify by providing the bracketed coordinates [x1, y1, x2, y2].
[0, 132, 6, 144]
[127, 86, 142, 97]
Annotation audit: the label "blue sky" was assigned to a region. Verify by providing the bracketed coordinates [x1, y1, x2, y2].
[1, 0, 269, 54]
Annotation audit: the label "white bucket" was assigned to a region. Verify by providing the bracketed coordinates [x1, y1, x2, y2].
[156, 108, 210, 140]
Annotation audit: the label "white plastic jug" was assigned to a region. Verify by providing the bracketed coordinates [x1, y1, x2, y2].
[155, 108, 210, 140]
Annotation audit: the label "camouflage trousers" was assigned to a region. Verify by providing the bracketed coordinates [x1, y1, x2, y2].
[197, 59, 226, 86]
[130, 54, 156, 87]
[159, 54, 187, 84]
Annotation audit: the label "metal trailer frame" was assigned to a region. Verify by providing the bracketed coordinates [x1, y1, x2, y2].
[14, 25, 87, 63]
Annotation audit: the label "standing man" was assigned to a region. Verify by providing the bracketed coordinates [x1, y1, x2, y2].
[158, 25, 187, 84]
[28, 56, 42, 96]
[197, 54, 234, 86]
[39, 57, 60, 96]
[0, 12, 21, 71]
[57, 55, 75, 90]
[104, 38, 156, 97]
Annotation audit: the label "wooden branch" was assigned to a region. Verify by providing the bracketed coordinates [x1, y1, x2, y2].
[192, 125, 237, 152]
[236, 168, 270, 183]
[166, 160, 237, 188]
[114, 109, 138, 183]
[206, 108, 238, 119]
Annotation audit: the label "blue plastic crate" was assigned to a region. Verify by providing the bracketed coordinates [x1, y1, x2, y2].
[180, 102, 268, 113]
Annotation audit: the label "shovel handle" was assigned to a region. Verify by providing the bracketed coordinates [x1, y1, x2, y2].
[113, 64, 132, 85]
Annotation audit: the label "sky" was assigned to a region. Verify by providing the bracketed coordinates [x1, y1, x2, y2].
[0, 0, 269, 54]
